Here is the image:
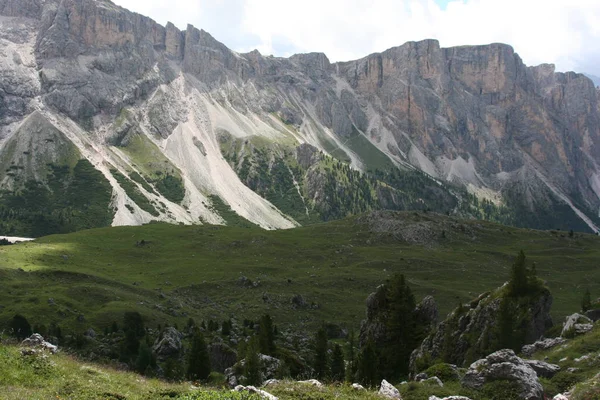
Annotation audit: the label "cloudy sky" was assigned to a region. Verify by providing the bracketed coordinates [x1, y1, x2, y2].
[113, 0, 600, 77]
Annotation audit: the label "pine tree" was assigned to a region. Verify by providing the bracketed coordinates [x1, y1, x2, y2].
[497, 297, 515, 351]
[186, 329, 211, 381]
[509, 251, 529, 296]
[357, 340, 378, 387]
[259, 314, 276, 356]
[345, 331, 357, 382]
[330, 344, 345, 382]
[221, 319, 232, 336]
[313, 326, 329, 381]
[135, 339, 155, 374]
[10, 314, 32, 340]
[245, 337, 262, 386]
[582, 289, 592, 312]
[384, 274, 417, 379]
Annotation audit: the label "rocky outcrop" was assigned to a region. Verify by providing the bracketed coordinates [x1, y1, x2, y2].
[525, 359, 561, 378]
[21, 333, 58, 354]
[522, 337, 567, 357]
[410, 284, 553, 372]
[1, 0, 600, 234]
[462, 349, 544, 400]
[225, 354, 282, 388]
[562, 313, 593, 336]
[209, 343, 237, 373]
[360, 285, 438, 347]
[379, 379, 402, 399]
[233, 385, 278, 400]
[152, 327, 183, 361]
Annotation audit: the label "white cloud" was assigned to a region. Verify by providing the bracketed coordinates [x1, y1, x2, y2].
[112, 0, 600, 75]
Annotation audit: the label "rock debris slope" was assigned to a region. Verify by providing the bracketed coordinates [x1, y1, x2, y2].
[1, 0, 600, 234]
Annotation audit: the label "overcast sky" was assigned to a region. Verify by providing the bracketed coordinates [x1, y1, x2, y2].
[113, 0, 600, 76]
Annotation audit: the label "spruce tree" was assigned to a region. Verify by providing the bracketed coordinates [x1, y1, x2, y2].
[186, 329, 211, 381]
[259, 314, 276, 356]
[245, 337, 262, 386]
[330, 344, 345, 382]
[582, 289, 592, 312]
[10, 314, 32, 340]
[135, 339, 155, 374]
[357, 340, 378, 387]
[313, 326, 329, 381]
[509, 251, 529, 296]
[384, 274, 417, 379]
[345, 331, 357, 382]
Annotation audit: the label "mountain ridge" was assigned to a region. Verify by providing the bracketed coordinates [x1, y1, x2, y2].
[1, 0, 599, 235]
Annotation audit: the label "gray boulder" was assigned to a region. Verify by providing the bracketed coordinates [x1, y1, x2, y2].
[152, 327, 183, 361]
[225, 354, 282, 388]
[525, 359, 561, 378]
[21, 333, 58, 354]
[209, 343, 237, 373]
[462, 349, 543, 400]
[233, 385, 278, 400]
[379, 379, 402, 399]
[522, 337, 567, 356]
[429, 397, 473, 400]
[562, 313, 593, 336]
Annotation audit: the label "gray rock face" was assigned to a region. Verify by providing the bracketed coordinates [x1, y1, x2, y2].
[525, 359, 561, 378]
[21, 333, 58, 354]
[225, 354, 282, 388]
[562, 313, 593, 336]
[462, 349, 544, 400]
[379, 379, 402, 399]
[522, 337, 568, 357]
[208, 343, 237, 373]
[152, 327, 183, 361]
[0, 0, 600, 234]
[410, 285, 553, 371]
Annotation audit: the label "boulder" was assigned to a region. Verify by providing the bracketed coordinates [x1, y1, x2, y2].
[233, 385, 278, 400]
[21, 334, 58, 354]
[462, 349, 543, 400]
[562, 313, 593, 336]
[525, 359, 560, 378]
[379, 379, 402, 399]
[225, 354, 282, 388]
[298, 379, 324, 387]
[522, 337, 567, 356]
[429, 397, 472, 400]
[415, 296, 439, 329]
[352, 383, 366, 390]
[152, 327, 183, 361]
[422, 376, 444, 387]
[553, 394, 569, 400]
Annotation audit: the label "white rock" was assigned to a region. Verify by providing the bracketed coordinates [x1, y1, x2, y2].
[21, 334, 58, 354]
[379, 379, 402, 399]
[351, 383, 365, 391]
[297, 379, 323, 387]
[553, 395, 569, 400]
[233, 385, 278, 400]
[422, 376, 444, 387]
[562, 313, 593, 336]
[429, 397, 473, 400]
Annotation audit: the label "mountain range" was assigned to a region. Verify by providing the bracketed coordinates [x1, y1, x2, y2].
[1, 0, 600, 236]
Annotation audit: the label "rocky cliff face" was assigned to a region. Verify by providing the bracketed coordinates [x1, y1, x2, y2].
[410, 284, 553, 373]
[1, 0, 599, 235]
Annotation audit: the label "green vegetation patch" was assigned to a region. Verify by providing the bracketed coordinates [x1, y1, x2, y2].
[110, 169, 159, 217]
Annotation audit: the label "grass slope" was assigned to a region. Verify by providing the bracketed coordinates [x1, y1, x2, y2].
[0, 212, 599, 336]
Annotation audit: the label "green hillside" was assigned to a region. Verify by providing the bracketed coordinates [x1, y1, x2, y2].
[0, 211, 598, 337]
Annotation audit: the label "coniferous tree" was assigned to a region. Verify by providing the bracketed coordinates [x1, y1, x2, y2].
[10, 314, 32, 340]
[509, 251, 529, 296]
[330, 344, 345, 382]
[259, 314, 276, 356]
[384, 274, 417, 379]
[345, 331, 357, 382]
[313, 326, 329, 381]
[135, 339, 155, 374]
[497, 297, 515, 351]
[186, 329, 211, 381]
[582, 289, 592, 312]
[245, 337, 262, 386]
[221, 319, 232, 336]
[357, 340, 378, 387]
